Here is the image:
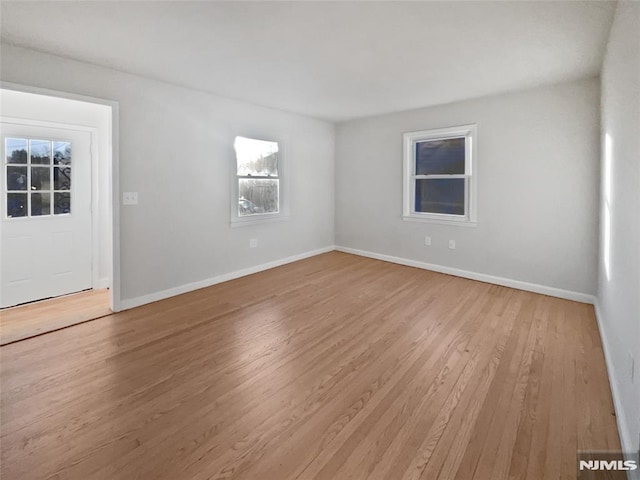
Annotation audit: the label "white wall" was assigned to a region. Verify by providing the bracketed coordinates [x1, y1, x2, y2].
[0, 43, 335, 306]
[598, 0, 640, 464]
[335, 78, 600, 298]
[0, 89, 112, 290]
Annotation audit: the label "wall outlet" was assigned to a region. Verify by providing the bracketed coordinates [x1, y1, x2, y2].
[449, 240, 456, 250]
[122, 192, 138, 205]
[424, 236, 431, 246]
[249, 238, 258, 248]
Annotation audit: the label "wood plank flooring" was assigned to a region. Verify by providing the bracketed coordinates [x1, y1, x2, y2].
[0, 252, 621, 479]
[0, 289, 111, 345]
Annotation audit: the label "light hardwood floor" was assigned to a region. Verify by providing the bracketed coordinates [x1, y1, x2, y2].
[0, 252, 621, 479]
[0, 289, 111, 345]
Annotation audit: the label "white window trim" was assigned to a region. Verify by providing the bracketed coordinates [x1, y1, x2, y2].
[402, 124, 477, 227]
[230, 135, 289, 227]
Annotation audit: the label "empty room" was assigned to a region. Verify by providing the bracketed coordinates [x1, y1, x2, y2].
[0, 1, 638, 479]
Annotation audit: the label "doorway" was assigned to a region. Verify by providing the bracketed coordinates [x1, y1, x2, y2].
[1, 123, 93, 307]
[0, 87, 117, 344]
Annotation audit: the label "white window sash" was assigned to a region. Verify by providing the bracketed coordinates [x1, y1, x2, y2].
[231, 136, 288, 226]
[237, 175, 279, 180]
[402, 124, 477, 225]
[411, 175, 469, 218]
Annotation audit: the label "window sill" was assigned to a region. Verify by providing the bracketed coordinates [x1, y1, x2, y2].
[402, 215, 477, 228]
[230, 214, 289, 228]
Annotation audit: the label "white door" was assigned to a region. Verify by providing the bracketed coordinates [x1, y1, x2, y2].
[0, 122, 92, 308]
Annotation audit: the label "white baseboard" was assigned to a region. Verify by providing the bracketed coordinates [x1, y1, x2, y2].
[95, 277, 110, 290]
[119, 246, 335, 311]
[121, 244, 595, 310]
[594, 302, 638, 480]
[335, 245, 596, 304]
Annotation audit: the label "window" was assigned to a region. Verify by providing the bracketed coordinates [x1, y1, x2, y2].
[232, 136, 285, 225]
[403, 124, 477, 226]
[4, 137, 72, 218]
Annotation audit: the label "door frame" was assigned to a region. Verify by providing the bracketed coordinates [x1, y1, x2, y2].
[0, 81, 121, 312]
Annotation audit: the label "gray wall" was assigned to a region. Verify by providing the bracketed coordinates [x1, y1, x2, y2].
[598, 0, 640, 460]
[335, 78, 600, 296]
[0, 43, 335, 305]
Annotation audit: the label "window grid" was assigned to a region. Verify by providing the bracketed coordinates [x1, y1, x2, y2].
[234, 136, 280, 218]
[4, 138, 72, 219]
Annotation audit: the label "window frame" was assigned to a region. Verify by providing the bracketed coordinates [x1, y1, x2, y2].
[230, 135, 289, 227]
[3, 136, 73, 220]
[402, 124, 477, 226]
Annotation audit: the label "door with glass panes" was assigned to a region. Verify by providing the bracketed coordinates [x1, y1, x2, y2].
[0, 122, 92, 308]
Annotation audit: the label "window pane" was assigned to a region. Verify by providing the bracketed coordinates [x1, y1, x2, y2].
[6, 138, 28, 164]
[238, 179, 278, 216]
[31, 192, 51, 216]
[53, 142, 72, 165]
[31, 166, 51, 190]
[54, 167, 71, 190]
[234, 136, 278, 176]
[7, 193, 27, 217]
[54, 192, 71, 214]
[416, 138, 465, 175]
[30, 140, 51, 165]
[7, 166, 27, 190]
[415, 178, 465, 215]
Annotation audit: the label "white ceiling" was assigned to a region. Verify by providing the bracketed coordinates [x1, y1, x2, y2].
[0, 1, 616, 122]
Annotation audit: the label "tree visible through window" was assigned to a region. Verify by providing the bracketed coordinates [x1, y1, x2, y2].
[4, 137, 72, 218]
[233, 136, 280, 217]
